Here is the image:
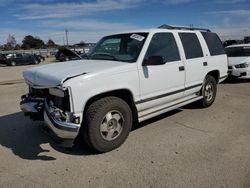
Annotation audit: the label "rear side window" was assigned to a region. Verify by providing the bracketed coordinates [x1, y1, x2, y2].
[145, 33, 180, 62]
[179, 33, 203, 59]
[202, 32, 225, 56]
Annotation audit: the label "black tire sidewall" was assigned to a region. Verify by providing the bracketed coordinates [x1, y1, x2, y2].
[201, 75, 217, 107]
[84, 97, 132, 153]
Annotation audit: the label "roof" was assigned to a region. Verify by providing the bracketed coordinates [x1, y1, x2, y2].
[109, 28, 204, 36]
[110, 25, 211, 36]
[226, 43, 250, 48]
[159, 24, 211, 32]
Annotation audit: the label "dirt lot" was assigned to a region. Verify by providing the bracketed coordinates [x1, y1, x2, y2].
[0, 60, 250, 188]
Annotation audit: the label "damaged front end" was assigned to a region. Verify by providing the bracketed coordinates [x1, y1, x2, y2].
[20, 86, 81, 147]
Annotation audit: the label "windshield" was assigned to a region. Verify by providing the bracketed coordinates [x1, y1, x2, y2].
[226, 46, 250, 57]
[88, 33, 148, 62]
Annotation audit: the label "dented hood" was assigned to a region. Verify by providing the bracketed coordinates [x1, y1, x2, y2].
[23, 59, 126, 87]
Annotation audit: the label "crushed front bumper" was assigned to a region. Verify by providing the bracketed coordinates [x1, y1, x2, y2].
[43, 101, 80, 140]
[20, 95, 81, 147]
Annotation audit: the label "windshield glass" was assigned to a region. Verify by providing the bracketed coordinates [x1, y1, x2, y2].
[88, 33, 148, 62]
[226, 46, 250, 57]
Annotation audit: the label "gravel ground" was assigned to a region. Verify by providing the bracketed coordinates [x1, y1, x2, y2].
[0, 61, 250, 188]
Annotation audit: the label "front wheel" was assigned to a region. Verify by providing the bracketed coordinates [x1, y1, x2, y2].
[199, 75, 217, 108]
[10, 61, 16, 66]
[82, 96, 132, 153]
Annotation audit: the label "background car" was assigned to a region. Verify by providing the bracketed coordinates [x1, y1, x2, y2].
[0, 54, 7, 64]
[226, 44, 250, 79]
[55, 47, 82, 62]
[6, 53, 40, 66]
[33, 54, 45, 63]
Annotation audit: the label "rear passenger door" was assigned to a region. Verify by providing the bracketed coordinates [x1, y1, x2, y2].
[178, 32, 207, 96]
[137, 32, 185, 110]
[16, 54, 23, 64]
[201, 32, 227, 79]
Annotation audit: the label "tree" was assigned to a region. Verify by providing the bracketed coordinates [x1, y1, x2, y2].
[14, 44, 21, 50]
[46, 39, 57, 48]
[22, 35, 45, 49]
[79, 41, 86, 46]
[6, 34, 17, 48]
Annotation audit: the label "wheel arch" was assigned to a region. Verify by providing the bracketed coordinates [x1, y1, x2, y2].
[207, 70, 220, 83]
[82, 89, 138, 123]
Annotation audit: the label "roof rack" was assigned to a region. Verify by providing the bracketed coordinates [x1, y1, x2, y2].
[158, 24, 211, 32]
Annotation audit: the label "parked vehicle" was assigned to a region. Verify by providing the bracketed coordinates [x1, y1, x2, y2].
[226, 44, 250, 79]
[6, 53, 39, 66]
[223, 40, 241, 47]
[34, 54, 45, 62]
[55, 47, 82, 62]
[0, 54, 6, 64]
[20, 25, 228, 153]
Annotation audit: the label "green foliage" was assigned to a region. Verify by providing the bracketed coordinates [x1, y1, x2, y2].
[0, 34, 59, 51]
[46, 39, 57, 48]
[22, 35, 45, 49]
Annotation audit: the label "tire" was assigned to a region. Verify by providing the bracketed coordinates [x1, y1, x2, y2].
[82, 96, 133, 153]
[10, 61, 16, 66]
[199, 75, 217, 108]
[34, 60, 39, 64]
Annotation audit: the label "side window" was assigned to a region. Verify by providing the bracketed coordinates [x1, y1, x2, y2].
[201, 32, 225, 56]
[16, 54, 22, 58]
[179, 33, 203, 59]
[144, 33, 180, 62]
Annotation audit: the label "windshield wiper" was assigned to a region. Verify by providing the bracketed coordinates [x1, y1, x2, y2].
[90, 53, 118, 61]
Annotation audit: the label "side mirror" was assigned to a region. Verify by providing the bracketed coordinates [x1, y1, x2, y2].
[143, 56, 165, 66]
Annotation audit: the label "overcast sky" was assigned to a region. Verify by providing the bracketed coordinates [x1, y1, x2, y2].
[0, 0, 250, 45]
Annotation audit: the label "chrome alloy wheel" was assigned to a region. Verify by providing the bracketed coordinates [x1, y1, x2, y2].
[100, 110, 124, 141]
[204, 83, 214, 102]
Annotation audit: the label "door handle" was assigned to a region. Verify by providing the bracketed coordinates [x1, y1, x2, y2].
[179, 66, 185, 71]
[203, 62, 208, 66]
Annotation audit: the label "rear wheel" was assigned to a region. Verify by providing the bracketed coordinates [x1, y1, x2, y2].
[10, 61, 16, 66]
[82, 96, 132, 153]
[199, 75, 217, 108]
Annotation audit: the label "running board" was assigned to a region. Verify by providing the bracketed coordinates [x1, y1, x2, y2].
[138, 95, 203, 122]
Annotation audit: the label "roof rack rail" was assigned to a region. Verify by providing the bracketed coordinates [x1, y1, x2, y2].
[158, 24, 211, 32]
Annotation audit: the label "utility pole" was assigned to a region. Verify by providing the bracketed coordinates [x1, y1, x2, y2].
[65, 29, 69, 46]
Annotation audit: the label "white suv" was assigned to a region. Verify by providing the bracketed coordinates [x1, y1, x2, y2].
[20, 25, 228, 152]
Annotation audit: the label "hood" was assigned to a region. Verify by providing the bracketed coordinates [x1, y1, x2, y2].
[228, 57, 250, 66]
[23, 60, 128, 88]
[56, 47, 82, 59]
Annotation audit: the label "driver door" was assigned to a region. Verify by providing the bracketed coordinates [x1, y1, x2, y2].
[137, 32, 185, 110]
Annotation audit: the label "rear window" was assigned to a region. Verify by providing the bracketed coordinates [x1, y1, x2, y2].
[226, 46, 250, 57]
[202, 32, 225, 56]
[179, 33, 203, 59]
